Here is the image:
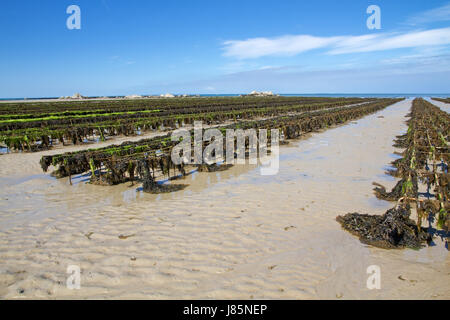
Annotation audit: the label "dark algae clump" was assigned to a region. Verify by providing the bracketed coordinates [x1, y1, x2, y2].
[336, 205, 430, 249]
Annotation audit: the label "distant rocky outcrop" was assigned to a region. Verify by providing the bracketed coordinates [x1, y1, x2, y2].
[179, 94, 200, 97]
[245, 91, 277, 97]
[125, 94, 143, 99]
[71, 93, 85, 99]
[59, 93, 85, 100]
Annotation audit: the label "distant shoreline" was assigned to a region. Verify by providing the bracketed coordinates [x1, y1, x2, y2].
[1, 93, 449, 103]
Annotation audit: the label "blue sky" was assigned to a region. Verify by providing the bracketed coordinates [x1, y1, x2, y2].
[0, 0, 449, 97]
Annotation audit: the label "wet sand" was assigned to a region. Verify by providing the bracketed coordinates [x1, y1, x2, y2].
[426, 98, 450, 112]
[0, 99, 448, 299]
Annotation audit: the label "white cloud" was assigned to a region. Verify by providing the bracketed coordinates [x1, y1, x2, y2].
[329, 28, 450, 54]
[222, 27, 450, 59]
[379, 50, 450, 74]
[223, 35, 342, 59]
[258, 65, 276, 70]
[406, 3, 450, 25]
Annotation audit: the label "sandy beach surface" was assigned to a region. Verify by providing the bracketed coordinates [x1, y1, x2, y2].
[425, 98, 450, 112]
[0, 98, 448, 299]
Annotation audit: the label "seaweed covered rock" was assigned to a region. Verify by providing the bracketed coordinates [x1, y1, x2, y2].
[142, 178, 187, 193]
[336, 206, 431, 249]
